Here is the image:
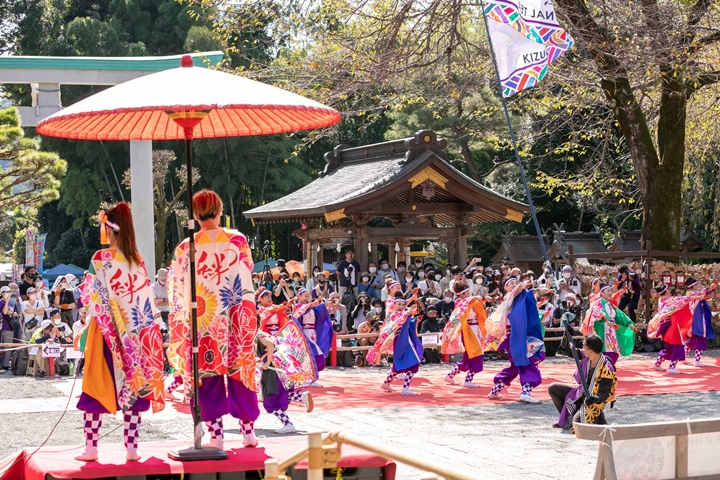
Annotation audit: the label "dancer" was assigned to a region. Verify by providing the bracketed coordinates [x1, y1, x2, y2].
[168, 190, 259, 449]
[292, 288, 332, 388]
[648, 284, 690, 374]
[76, 203, 165, 462]
[684, 278, 716, 367]
[548, 334, 617, 430]
[582, 285, 636, 367]
[258, 289, 291, 334]
[257, 329, 314, 434]
[443, 282, 487, 388]
[487, 278, 544, 403]
[379, 293, 423, 396]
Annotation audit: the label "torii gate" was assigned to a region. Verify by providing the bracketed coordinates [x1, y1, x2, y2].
[0, 52, 223, 279]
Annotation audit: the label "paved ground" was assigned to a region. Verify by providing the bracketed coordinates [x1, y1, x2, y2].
[1, 354, 719, 480]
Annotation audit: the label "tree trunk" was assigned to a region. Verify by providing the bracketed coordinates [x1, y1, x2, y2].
[645, 74, 686, 251]
[458, 136, 481, 181]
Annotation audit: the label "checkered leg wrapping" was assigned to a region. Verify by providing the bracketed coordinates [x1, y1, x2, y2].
[464, 371, 475, 383]
[166, 376, 183, 394]
[83, 413, 102, 448]
[205, 419, 224, 439]
[289, 391, 302, 402]
[241, 421, 254, 436]
[447, 366, 460, 378]
[273, 410, 292, 426]
[402, 371, 414, 389]
[123, 411, 142, 449]
[490, 381, 505, 395]
[521, 383, 532, 396]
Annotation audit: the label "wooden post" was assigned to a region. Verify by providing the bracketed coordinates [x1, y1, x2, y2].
[458, 234, 468, 268]
[645, 240, 652, 324]
[305, 233, 313, 281]
[307, 431, 323, 480]
[265, 459, 280, 480]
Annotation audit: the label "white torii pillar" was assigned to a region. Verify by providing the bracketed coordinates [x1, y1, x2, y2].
[130, 141, 156, 280]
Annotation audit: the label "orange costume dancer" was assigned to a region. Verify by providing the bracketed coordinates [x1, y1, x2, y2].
[442, 282, 487, 388]
[76, 204, 165, 462]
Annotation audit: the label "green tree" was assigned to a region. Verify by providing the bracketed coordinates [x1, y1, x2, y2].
[0, 108, 67, 212]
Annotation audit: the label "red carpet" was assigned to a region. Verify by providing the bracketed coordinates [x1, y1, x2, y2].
[287, 357, 720, 410]
[0, 436, 395, 480]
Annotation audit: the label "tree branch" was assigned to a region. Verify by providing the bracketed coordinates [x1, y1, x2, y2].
[687, 70, 720, 95]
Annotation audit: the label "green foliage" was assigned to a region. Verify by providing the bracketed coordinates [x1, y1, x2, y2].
[0, 108, 67, 213]
[184, 26, 220, 52]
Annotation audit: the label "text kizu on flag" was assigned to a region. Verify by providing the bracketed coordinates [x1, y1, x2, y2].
[484, 0, 573, 97]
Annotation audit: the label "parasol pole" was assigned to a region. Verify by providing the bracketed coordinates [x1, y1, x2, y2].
[168, 116, 227, 461]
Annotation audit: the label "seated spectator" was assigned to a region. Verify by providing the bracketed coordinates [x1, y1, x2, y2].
[351, 292, 371, 332]
[21, 287, 46, 341]
[357, 310, 380, 347]
[273, 273, 296, 304]
[358, 272, 377, 300]
[378, 259, 398, 282]
[291, 272, 304, 290]
[435, 289, 455, 321]
[396, 261, 408, 287]
[371, 299, 386, 323]
[31, 319, 71, 378]
[327, 292, 348, 333]
[402, 271, 416, 296]
[418, 270, 442, 298]
[472, 272, 488, 297]
[306, 266, 321, 292]
[49, 308, 72, 339]
[311, 272, 334, 300]
[420, 305, 444, 363]
[487, 271, 503, 297]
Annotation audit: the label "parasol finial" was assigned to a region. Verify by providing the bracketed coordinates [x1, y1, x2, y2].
[180, 55, 194, 68]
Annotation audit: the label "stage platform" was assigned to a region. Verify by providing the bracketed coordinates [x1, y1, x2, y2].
[0, 436, 396, 480]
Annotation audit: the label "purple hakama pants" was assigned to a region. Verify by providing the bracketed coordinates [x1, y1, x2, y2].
[687, 336, 707, 352]
[263, 376, 294, 413]
[493, 336, 542, 388]
[456, 332, 483, 373]
[191, 375, 260, 423]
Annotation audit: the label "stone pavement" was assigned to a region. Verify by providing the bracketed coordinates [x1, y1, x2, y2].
[1, 359, 719, 479]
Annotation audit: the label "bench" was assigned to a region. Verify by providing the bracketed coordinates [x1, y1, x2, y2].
[574, 417, 720, 480]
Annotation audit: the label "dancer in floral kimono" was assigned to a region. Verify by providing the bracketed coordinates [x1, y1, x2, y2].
[487, 278, 545, 403]
[443, 282, 487, 388]
[292, 288, 332, 388]
[76, 203, 165, 462]
[257, 325, 315, 434]
[258, 289, 291, 335]
[168, 190, 259, 449]
[684, 278, 717, 367]
[648, 284, 691, 374]
[548, 334, 616, 430]
[582, 286, 636, 367]
[379, 293, 423, 396]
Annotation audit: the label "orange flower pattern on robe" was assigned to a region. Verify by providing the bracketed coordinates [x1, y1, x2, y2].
[168, 228, 257, 391]
[87, 248, 165, 413]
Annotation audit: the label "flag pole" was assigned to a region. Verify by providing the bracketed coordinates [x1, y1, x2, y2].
[479, 2, 550, 266]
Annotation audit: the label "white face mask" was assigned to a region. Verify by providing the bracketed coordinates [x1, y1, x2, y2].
[381, 264, 389, 270]
[53, 318, 60, 325]
[405, 277, 413, 283]
[415, 262, 422, 268]
[475, 278, 483, 285]
[35, 282, 42, 289]
[443, 297, 453, 304]
[435, 274, 442, 281]
[398, 267, 405, 273]
[563, 272, 572, 279]
[417, 271, 425, 279]
[446, 269, 451, 275]
[313, 271, 320, 277]
[28, 294, 37, 301]
[368, 267, 377, 273]
[374, 307, 383, 314]
[362, 276, 369, 283]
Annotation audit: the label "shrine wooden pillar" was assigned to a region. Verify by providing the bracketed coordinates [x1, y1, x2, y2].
[355, 227, 369, 270]
[457, 232, 468, 267]
[304, 232, 313, 279]
[447, 240, 457, 267]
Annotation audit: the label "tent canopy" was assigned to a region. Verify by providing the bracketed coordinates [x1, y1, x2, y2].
[42, 263, 86, 283]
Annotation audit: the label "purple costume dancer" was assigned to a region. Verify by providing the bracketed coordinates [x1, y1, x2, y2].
[684, 278, 716, 367]
[488, 279, 544, 403]
[380, 294, 423, 396]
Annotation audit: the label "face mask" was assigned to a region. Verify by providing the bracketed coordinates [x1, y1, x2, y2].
[313, 271, 320, 277]
[563, 272, 571, 279]
[417, 272, 425, 279]
[398, 267, 405, 273]
[28, 294, 37, 301]
[446, 269, 451, 275]
[374, 307, 383, 314]
[70, 281, 77, 287]
[53, 318, 60, 325]
[362, 276, 369, 283]
[475, 278, 483, 285]
[381, 264, 389, 270]
[435, 274, 442, 281]
[405, 277, 413, 283]
[35, 282, 42, 289]
[415, 262, 422, 267]
[369, 267, 377, 273]
[443, 297, 453, 304]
